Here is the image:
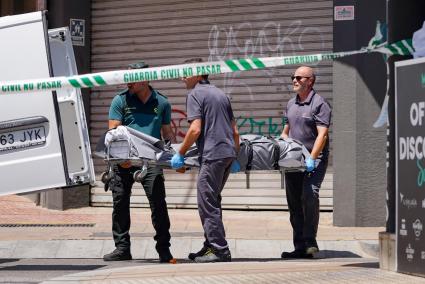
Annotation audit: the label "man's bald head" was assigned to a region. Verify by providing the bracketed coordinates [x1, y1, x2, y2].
[295, 66, 315, 83]
[292, 66, 316, 96]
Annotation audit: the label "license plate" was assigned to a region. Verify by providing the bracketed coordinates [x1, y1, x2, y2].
[0, 126, 46, 152]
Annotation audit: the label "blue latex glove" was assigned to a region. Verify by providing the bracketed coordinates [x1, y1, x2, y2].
[305, 157, 315, 172]
[230, 160, 241, 173]
[171, 153, 185, 169]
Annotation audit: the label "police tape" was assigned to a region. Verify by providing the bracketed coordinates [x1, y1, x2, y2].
[0, 39, 413, 95]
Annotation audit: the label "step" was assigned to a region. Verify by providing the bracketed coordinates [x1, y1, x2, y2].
[90, 187, 333, 197]
[91, 170, 334, 210]
[90, 194, 333, 210]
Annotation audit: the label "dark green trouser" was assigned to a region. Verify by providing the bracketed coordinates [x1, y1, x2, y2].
[109, 165, 171, 254]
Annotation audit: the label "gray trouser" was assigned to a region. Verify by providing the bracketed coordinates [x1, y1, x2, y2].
[197, 157, 233, 250]
[285, 155, 328, 251]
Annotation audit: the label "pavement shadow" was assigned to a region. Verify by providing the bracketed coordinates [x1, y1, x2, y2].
[130, 251, 364, 264]
[227, 258, 283, 262]
[314, 250, 361, 259]
[0, 258, 19, 264]
[132, 259, 194, 264]
[0, 264, 105, 271]
[132, 258, 283, 264]
[342, 262, 379, 269]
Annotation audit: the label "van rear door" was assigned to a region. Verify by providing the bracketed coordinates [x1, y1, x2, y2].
[0, 11, 70, 195]
[49, 27, 95, 186]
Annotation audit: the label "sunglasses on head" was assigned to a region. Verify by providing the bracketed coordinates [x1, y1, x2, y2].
[291, 75, 311, 81]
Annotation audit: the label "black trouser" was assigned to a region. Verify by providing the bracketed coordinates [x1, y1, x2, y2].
[197, 157, 233, 251]
[284, 155, 328, 251]
[109, 165, 171, 254]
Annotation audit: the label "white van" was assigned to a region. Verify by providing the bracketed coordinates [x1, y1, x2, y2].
[0, 11, 94, 195]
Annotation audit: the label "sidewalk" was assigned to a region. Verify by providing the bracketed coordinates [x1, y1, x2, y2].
[0, 194, 382, 260]
[2, 195, 424, 283]
[42, 260, 425, 284]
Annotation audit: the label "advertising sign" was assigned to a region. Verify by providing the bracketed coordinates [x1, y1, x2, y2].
[334, 6, 355, 21]
[395, 57, 425, 276]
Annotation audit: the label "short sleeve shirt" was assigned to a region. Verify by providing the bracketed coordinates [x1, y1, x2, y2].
[186, 83, 236, 161]
[108, 88, 171, 139]
[283, 90, 332, 153]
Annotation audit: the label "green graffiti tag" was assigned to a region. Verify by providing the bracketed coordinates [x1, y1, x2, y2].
[236, 116, 285, 136]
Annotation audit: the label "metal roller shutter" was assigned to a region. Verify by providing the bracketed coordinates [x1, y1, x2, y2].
[90, 0, 334, 209]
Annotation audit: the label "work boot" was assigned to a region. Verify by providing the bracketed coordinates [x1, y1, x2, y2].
[281, 249, 313, 259]
[188, 246, 209, 261]
[159, 249, 177, 264]
[103, 249, 132, 261]
[194, 247, 231, 263]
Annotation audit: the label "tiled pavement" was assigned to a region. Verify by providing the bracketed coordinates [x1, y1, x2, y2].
[0, 195, 382, 242]
[2, 195, 424, 283]
[41, 260, 425, 284]
[0, 194, 383, 259]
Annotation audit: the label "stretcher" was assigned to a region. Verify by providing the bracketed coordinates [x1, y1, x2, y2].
[94, 126, 311, 187]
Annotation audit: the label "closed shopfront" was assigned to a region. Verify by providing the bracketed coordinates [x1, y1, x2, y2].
[90, 0, 334, 209]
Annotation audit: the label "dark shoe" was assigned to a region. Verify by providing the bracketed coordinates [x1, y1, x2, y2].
[194, 247, 231, 263]
[103, 249, 132, 261]
[159, 250, 177, 264]
[188, 246, 209, 261]
[281, 250, 313, 259]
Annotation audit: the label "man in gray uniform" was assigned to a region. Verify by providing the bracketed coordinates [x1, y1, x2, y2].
[171, 58, 240, 263]
[280, 66, 331, 259]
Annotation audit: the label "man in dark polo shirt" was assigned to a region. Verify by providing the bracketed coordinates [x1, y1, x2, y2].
[280, 66, 332, 259]
[103, 61, 176, 263]
[170, 58, 240, 263]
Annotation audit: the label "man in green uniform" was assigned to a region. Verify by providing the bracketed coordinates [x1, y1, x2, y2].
[103, 61, 176, 263]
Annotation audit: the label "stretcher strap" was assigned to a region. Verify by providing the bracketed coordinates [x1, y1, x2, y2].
[244, 140, 254, 171]
[268, 137, 281, 170]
